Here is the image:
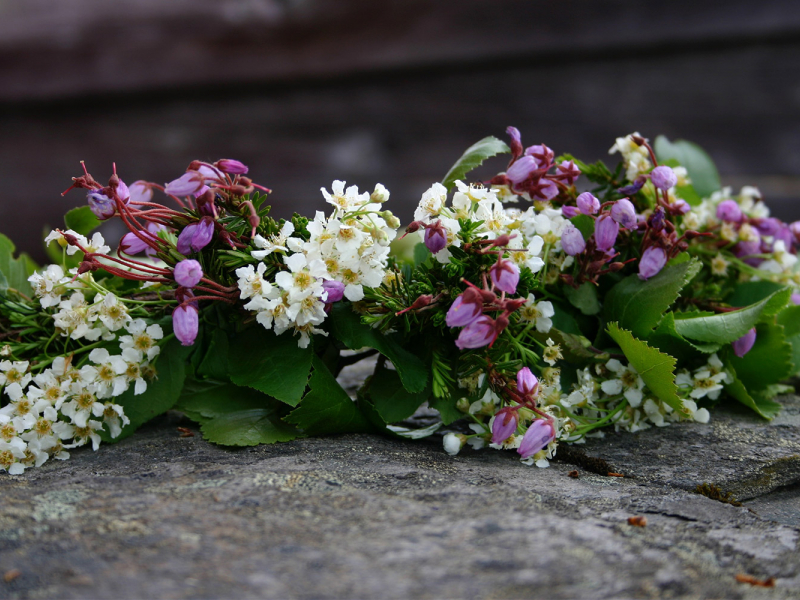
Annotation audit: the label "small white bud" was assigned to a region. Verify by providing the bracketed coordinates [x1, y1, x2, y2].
[443, 432, 465, 456]
[371, 183, 390, 204]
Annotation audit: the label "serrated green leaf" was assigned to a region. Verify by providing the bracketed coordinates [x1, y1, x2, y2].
[607, 323, 682, 411]
[63, 206, 101, 236]
[369, 367, 428, 424]
[777, 305, 800, 376]
[284, 356, 374, 435]
[195, 328, 230, 381]
[441, 136, 510, 191]
[0, 234, 34, 296]
[650, 313, 720, 358]
[674, 288, 791, 344]
[105, 338, 191, 441]
[722, 358, 782, 419]
[603, 258, 701, 339]
[564, 282, 600, 316]
[726, 323, 793, 391]
[227, 325, 313, 406]
[328, 303, 428, 393]
[413, 242, 431, 268]
[201, 409, 301, 446]
[654, 136, 721, 198]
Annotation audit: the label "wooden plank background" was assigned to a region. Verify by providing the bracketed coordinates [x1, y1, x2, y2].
[1, 0, 799, 261]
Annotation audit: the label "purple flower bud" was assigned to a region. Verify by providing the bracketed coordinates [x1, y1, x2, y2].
[716, 200, 742, 223]
[516, 367, 538, 396]
[506, 126, 523, 160]
[561, 223, 586, 256]
[774, 225, 794, 249]
[561, 205, 580, 218]
[87, 191, 115, 220]
[120, 231, 156, 255]
[557, 160, 581, 186]
[489, 259, 520, 294]
[790, 221, 800, 242]
[116, 179, 130, 204]
[506, 156, 538, 186]
[491, 409, 518, 445]
[670, 199, 691, 215]
[611, 198, 637, 229]
[165, 171, 205, 197]
[617, 176, 646, 195]
[177, 216, 215, 255]
[650, 166, 677, 191]
[424, 222, 447, 254]
[638, 247, 667, 280]
[732, 327, 757, 358]
[534, 178, 559, 201]
[518, 420, 555, 459]
[446, 292, 482, 328]
[576, 192, 600, 215]
[524, 144, 554, 169]
[216, 159, 249, 175]
[649, 206, 666, 232]
[595, 215, 620, 251]
[322, 280, 345, 304]
[455, 315, 497, 350]
[145, 223, 166, 258]
[755, 217, 782, 237]
[792, 293, 800, 306]
[173, 305, 199, 346]
[733, 239, 760, 258]
[174, 259, 203, 288]
[129, 180, 153, 204]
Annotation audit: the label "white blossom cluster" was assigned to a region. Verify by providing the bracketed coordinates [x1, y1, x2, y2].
[413, 180, 572, 276]
[238, 181, 398, 348]
[0, 316, 163, 474]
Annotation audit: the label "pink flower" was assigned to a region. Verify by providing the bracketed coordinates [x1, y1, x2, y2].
[732, 327, 757, 358]
[650, 166, 677, 191]
[446, 290, 482, 328]
[561, 223, 586, 256]
[322, 280, 345, 304]
[165, 171, 205, 196]
[638, 247, 667, 280]
[516, 367, 538, 397]
[177, 216, 215, 254]
[576, 192, 600, 215]
[174, 259, 203, 288]
[611, 198, 637, 229]
[215, 159, 249, 175]
[173, 305, 199, 346]
[716, 200, 742, 223]
[491, 408, 518, 445]
[424, 221, 447, 254]
[518, 420, 555, 459]
[594, 215, 619, 251]
[489, 259, 520, 294]
[455, 315, 497, 349]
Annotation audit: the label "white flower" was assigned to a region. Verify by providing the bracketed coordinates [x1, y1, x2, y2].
[600, 359, 645, 407]
[66, 419, 104, 451]
[443, 433, 464, 456]
[53, 292, 102, 341]
[83, 233, 111, 255]
[681, 399, 710, 424]
[0, 361, 31, 389]
[87, 348, 128, 399]
[252, 221, 295, 259]
[236, 262, 274, 300]
[101, 402, 130, 438]
[28, 264, 66, 308]
[92, 293, 130, 332]
[321, 180, 369, 214]
[60, 382, 105, 428]
[414, 182, 448, 222]
[119, 319, 163, 361]
[518, 294, 554, 333]
[0, 437, 27, 474]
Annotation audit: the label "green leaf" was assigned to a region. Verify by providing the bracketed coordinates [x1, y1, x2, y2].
[0, 234, 34, 296]
[650, 313, 720, 359]
[369, 367, 428, 424]
[201, 409, 301, 446]
[654, 136, 721, 198]
[722, 358, 782, 420]
[328, 303, 428, 393]
[227, 325, 313, 406]
[564, 282, 601, 316]
[675, 184, 702, 207]
[603, 258, 701, 339]
[726, 281, 786, 307]
[413, 242, 431, 268]
[285, 356, 374, 435]
[674, 288, 791, 344]
[570, 214, 595, 240]
[441, 136, 510, 191]
[63, 206, 101, 236]
[607, 323, 682, 412]
[726, 323, 793, 391]
[176, 379, 277, 421]
[429, 392, 462, 426]
[106, 338, 191, 441]
[777, 305, 800, 376]
[195, 327, 230, 381]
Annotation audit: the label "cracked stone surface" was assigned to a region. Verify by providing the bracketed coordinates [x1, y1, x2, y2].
[1, 396, 799, 599]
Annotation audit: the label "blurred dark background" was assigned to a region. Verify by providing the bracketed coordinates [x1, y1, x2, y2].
[1, 0, 799, 263]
